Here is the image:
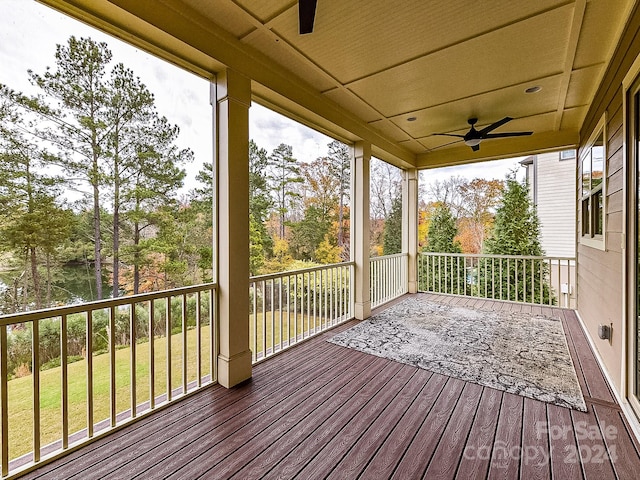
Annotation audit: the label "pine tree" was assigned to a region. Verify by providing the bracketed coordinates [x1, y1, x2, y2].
[0, 97, 72, 310]
[382, 194, 402, 255]
[425, 205, 462, 253]
[481, 174, 553, 303]
[267, 143, 303, 239]
[421, 204, 465, 293]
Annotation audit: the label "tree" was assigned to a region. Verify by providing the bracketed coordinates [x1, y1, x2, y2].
[290, 205, 332, 261]
[456, 178, 504, 253]
[268, 143, 303, 239]
[425, 205, 461, 253]
[3, 36, 192, 298]
[120, 115, 191, 294]
[382, 194, 402, 255]
[0, 96, 72, 310]
[421, 204, 465, 293]
[426, 175, 466, 217]
[481, 174, 553, 303]
[18, 36, 114, 299]
[370, 158, 402, 221]
[327, 140, 351, 252]
[249, 140, 273, 272]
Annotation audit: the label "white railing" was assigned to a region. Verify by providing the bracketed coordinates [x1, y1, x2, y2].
[370, 253, 409, 309]
[0, 283, 217, 478]
[249, 262, 354, 363]
[418, 253, 576, 308]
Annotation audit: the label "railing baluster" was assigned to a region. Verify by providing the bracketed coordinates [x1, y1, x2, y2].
[556, 259, 561, 307]
[61, 314, 68, 448]
[523, 259, 527, 303]
[130, 303, 137, 418]
[166, 297, 172, 402]
[530, 258, 534, 304]
[196, 292, 202, 387]
[32, 318, 40, 461]
[181, 294, 187, 395]
[294, 274, 298, 343]
[1, 325, 8, 477]
[109, 306, 116, 426]
[313, 270, 317, 334]
[86, 311, 94, 438]
[149, 301, 155, 409]
[323, 269, 328, 330]
[267, 280, 272, 353]
[308, 270, 312, 335]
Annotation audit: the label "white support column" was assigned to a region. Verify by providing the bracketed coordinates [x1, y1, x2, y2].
[402, 168, 419, 293]
[352, 141, 371, 320]
[216, 69, 252, 388]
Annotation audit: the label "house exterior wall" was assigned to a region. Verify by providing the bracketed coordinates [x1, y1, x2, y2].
[534, 152, 577, 258]
[577, 1, 640, 394]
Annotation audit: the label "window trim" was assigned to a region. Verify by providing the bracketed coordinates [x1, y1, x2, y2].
[579, 113, 607, 250]
[560, 149, 576, 160]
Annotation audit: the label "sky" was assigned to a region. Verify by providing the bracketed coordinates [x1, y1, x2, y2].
[0, 0, 524, 198]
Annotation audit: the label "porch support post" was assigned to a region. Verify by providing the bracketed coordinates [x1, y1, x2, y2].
[352, 141, 371, 320]
[216, 69, 252, 388]
[402, 168, 419, 293]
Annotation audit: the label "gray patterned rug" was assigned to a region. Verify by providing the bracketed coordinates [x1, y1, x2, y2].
[329, 296, 587, 411]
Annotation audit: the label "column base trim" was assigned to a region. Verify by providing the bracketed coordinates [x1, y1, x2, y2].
[354, 301, 371, 320]
[217, 349, 252, 388]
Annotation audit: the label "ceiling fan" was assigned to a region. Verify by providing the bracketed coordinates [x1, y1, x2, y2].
[435, 117, 533, 152]
[299, 0, 318, 34]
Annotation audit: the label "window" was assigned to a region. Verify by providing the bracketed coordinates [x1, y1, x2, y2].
[580, 114, 606, 249]
[560, 149, 576, 160]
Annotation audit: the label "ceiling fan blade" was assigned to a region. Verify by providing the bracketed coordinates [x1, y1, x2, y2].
[483, 131, 533, 139]
[477, 116, 513, 136]
[299, 0, 317, 34]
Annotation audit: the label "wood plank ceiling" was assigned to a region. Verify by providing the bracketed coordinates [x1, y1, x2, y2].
[106, 0, 633, 167]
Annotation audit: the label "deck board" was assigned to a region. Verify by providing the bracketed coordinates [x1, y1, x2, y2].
[21, 294, 640, 480]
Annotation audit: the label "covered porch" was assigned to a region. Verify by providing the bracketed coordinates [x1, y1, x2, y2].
[3, 0, 640, 478]
[19, 294, 640, 479]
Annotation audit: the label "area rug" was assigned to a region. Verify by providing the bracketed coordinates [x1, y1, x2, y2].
[329, 296, 587, 411]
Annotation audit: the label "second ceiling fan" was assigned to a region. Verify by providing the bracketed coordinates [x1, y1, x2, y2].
[435, 117, 533, 152]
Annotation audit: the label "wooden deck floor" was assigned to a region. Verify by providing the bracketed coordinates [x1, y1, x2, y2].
[21, 294, 640, 479]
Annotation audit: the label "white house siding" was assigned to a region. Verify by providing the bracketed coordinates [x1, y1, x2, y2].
[531, 152, 577, 258]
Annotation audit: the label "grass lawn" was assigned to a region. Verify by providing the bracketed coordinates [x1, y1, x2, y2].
[6, 325, 213, 461]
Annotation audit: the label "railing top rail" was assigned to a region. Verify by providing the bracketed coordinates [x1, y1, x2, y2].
[419, 252, 576, 261]
[370, 253, 409, 260]
[0, 282, 218, 325]
[249, 261, 355, 283]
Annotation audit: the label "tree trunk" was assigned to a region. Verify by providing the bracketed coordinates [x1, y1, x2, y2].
[133, 220, 140, 295]
[112, 170, 120, 299]
[46, 252, 52, 307]
[30, 247, 41, 309]
[93, 177, 103, 299]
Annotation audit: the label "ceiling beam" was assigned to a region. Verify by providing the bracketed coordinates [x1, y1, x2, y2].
[554, 0, 587, 130]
